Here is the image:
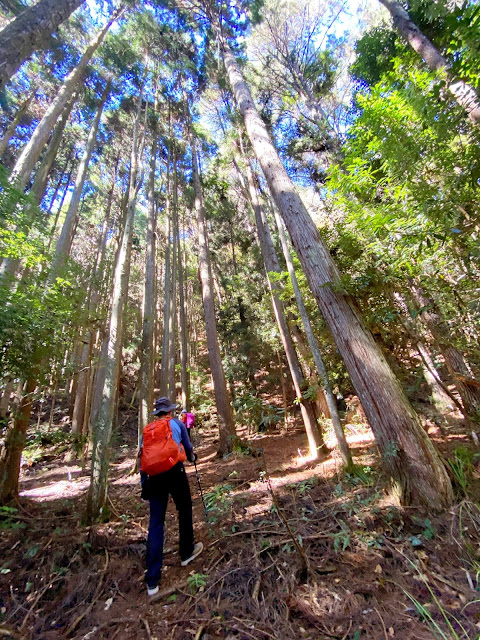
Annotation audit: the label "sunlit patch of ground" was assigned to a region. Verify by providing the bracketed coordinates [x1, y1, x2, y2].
[20, 476, 91, 501]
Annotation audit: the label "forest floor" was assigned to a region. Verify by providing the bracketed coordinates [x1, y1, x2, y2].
[1, 409, 480, 640]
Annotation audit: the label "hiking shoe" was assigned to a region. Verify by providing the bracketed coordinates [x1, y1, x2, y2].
[181, 542, 203, 567]
[147, 585, 162, 603]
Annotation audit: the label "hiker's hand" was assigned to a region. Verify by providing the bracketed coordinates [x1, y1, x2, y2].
[191, 452, 198, 463]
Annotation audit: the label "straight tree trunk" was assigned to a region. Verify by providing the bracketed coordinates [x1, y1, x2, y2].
[410, 285, 480, 422]
[277, 351, 290, 425]
[29, 91, 77, 205]
[86, 91, 144, 522]
[46, 161, 74, 251]
[244, 159, 325, 458]
[167, 151, 178, 399]
[220, 32, 452, 509]
[9, 14, 117, 191]
[159, 132, 172, 397]
[46, 150, 73, 216]
[189, 127, 237, 456]
[0, 0, 85, 91]
[72, 159, 118, 438]
[48, 80, 110, 282]
[392, 291, 455, 413]
[0, 380, 14, 418]
[271, 205, 352, 466]
[0, 378, 36, 503]
[138, 120, 157, 443]
[0, 94, 77, 284]
[174, 155, 190, 411]
[378, 0, 480, 127]
[0, 87, 36, 157]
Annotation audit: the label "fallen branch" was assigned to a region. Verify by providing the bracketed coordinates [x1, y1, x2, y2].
[232, 616, 276, 640]
[65, 550, 109, 636]
[207, 527, 284, 549]
[72, 617, 137, 640]
[20, 574, 65, 631]
[194, 624, 205, 640]
[140, 617, 153, 640]
[257, 452, 310, 575]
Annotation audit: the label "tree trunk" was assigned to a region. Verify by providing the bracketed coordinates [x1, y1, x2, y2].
[9, 14, 117, 191]
[138, 121, 157, 443]
[174, 155, 190, 411]
[0, 87, 36, 157]
[277, 351, 290, 426]
[46, 160, 74, 251]
[189, 127, 237, 456]
[391, 290, 455, 413]
[0, 0, 86, 90]
[29, 91, 77, 206]
[272, 205, 352, 465]
[220, 33, 452, 509]
[167, 149, 178, 399]
[0, 380, 14, 418]
[86, 91, 144, 522]
[159, 132, 172, 397]
[410, 284, 480, 421]
[48, 80, 110, 282]
[72, 160, 118, 439]
[0, 97, 77, 283]
[378, 0, 480, 127]
[244, 158, 325, 458]
[0, 378, 36, 504]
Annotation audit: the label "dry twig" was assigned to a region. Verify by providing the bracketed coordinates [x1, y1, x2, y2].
[140, 616, 153, 640]
[65, 550, 109, 636]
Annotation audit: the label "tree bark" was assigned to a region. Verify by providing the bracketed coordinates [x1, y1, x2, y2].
[174, 153, 190, 411]
[167, 148, 178, 399]
[378, 0, 480, 127]
[0, 378, 36, 504]
[220, 32, 452, 509]
[244, 158, 325, 458]
[86, 90, 144, 522]
[138, 117, 157, 443]
[72, 159, 118, 438]
[0, 87, 36, 157]
[46, 160, 74, 251]
[29, 91, 77, 206]
[189, 125, 237, 456]
[159, 200, 171, 396]
[0, 0, 85, 91]
[48, 80, 110, 282]
[9, 13, 117, 190]
[410, 285, 480, 421]
[271, 205, 352, 465]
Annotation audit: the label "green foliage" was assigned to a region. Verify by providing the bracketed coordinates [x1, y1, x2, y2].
[289, 478, 317, 495]
[447, 446, 477, 496]
[186, 572, 208, 594]
[233, 392, 284, 431]
[331, 521, 351, 553]
[351, 27, 404, 86]
[204, 483, 233, 523]
[344, 465, 374, 487]
[0, 506, 26, 531]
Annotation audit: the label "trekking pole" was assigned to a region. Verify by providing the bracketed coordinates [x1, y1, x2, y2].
[193, 458, 208, 518]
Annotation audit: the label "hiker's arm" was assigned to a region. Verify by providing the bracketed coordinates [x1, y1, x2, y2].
[178, 420, 195, 461]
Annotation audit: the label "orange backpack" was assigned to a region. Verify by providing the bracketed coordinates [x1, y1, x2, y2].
[140, 417, 186, 476]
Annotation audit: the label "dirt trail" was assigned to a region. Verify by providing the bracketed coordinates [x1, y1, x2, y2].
[1, 421, 479, 639]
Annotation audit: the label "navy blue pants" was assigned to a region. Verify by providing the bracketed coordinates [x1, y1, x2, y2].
[145, 462, 194, 589]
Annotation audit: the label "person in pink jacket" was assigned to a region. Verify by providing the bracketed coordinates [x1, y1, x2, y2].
[180, 409, 195, 442]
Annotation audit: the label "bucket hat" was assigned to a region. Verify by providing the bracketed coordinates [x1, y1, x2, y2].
[153, 396, 177, 415]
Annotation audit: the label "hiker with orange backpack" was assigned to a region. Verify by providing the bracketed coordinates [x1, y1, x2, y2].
[140, 396, 203, 602]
